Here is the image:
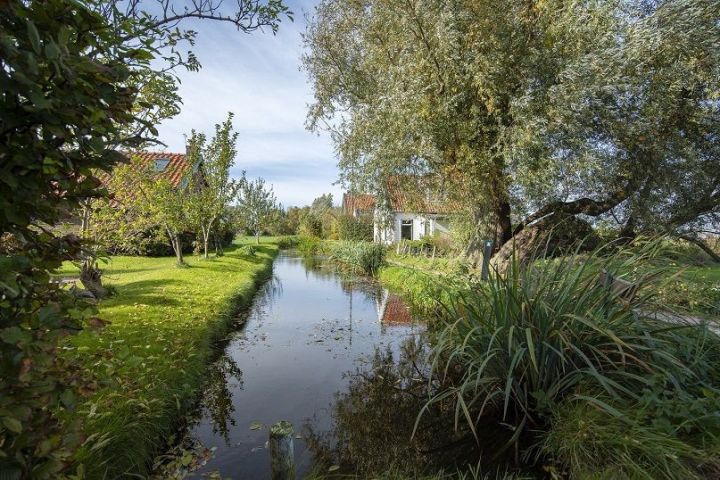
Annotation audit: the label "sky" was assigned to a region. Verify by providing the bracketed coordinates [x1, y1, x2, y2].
[154, 0, 342, 208]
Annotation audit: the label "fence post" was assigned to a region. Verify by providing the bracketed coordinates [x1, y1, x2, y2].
[481, 239, 494, 281]
[269, 421, 295, 480]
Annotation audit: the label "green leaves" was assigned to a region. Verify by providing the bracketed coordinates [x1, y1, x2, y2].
[26, 20, 41, 54]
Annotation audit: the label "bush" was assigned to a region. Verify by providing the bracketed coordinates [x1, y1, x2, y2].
[275, 235, 299, 249]
[426, 241, 720, 475]
[336, 215, 373, 241]
[327, 241, 386, 275]
[299, 213, 323, 237]
[297, 235, 323, 257]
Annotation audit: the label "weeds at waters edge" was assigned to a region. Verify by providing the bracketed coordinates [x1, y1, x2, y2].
[423, 240, 720, 478]
[326, 241, 386, 275]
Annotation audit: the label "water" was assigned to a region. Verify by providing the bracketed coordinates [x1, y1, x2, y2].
[183, 252, 431, 478]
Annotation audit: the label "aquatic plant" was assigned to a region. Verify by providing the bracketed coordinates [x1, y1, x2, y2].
[326, 241, 386, 275]
[426, 241, 720, 476]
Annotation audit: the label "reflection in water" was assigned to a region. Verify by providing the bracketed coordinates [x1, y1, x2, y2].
[202, 354, 244, 444]
[304, 336, 475, 477]
[156, 253, 431, 479]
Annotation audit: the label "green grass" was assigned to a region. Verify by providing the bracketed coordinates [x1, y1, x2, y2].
[655, 263, 720, 316]
[387, 251, 466, 275]
[58, 242, 278, 478]
[378, 265, 459, 316]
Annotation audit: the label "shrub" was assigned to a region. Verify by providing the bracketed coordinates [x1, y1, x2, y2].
[275, 235, 299, 249]
[336, 215, 373, 241]
[327, 241, 386, 275]
[299, 213, 323, 237]
[425, 241, 720, 475]
[297, 235, 323, 257]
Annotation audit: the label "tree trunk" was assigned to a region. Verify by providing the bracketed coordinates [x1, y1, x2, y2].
[167, 228, 184, 265]
[202, 225, 210, 259]
[256, 231, 260, 244]
[681, 235, 720, 263]
[214, 232, 224, 256]
[490, 214, 598, 275]
[80, 259, 107, 298]
[496, 199, 512, 246]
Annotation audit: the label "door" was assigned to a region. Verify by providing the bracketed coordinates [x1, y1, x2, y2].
[401, 219, 413, 240]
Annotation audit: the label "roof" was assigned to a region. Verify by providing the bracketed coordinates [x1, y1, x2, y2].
[122, 152, 192, 188]
[384, 176, 451, 214]
[342, 193, 376, 213]
[343, 176, 453, 215]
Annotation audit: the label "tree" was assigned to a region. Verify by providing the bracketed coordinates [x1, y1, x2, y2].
[187, 113, 241, 259]
[303, 0, 720, 261]
[236, 177, 278, 243]
[0, 0, 289, 475]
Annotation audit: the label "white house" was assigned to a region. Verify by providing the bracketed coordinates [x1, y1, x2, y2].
[342, 180, 452, 244]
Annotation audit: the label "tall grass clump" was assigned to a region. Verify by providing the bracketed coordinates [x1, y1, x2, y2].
[426, 240, 720, 477]
[297, 235, 323, 256]
[275, 235, 299, 249]
[327, 240, 386, 275]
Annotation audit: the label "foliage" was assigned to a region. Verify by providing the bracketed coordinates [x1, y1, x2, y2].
[336, 215, 373, 241]
[238, 245, 257, 256]
[1, 0, 289, 474]
[0, 1, 148, 475]
[378, 266, 457, 316]
[298, 193, 339, 239]
[57, 244, 277, 477]
[186, 113, 241, 259]
[275, 236, 299, 249]
[298, 212, 324, 237]
[236, 177, 278, 243]
[326, 241, 386, 275]
[655, 271, 720, 316]
[426, 241, 720, 474]
[297, 236, 323, 257]
[543, 388, 720, 479]
[134, 159, 194, 265]
[304, 0, 720, 250]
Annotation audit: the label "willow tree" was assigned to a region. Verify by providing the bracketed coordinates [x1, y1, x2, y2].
[303, 0, 720, 259]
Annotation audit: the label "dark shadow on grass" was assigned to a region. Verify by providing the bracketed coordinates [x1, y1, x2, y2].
[109, 278, 185, 307]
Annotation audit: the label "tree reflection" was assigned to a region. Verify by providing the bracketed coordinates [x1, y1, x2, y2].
[303, 336, 475, 477]
[201, 353, 244, 444]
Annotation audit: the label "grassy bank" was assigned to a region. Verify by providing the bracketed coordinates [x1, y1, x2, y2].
[58, 241, 278, 478]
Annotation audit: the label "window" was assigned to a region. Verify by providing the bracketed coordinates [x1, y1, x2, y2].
[154, 158, 170, 171]
[401, 219, 413, 240]
[423, 219, 431, 237]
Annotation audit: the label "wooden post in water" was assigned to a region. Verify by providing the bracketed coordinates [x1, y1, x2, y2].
[269, 421, 295, 480]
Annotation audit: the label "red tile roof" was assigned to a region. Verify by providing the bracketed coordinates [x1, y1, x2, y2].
[125, 152, 192, 188]
[98, 152, 193, 189]
[384, 176, 451, 214]
[344, 176, 454, 215]
[342, 193, 376, 214]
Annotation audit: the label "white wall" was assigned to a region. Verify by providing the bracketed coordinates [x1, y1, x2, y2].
[374, 211, 450, 244]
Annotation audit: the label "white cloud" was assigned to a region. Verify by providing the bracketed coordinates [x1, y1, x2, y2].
[153, 0, 337, 207]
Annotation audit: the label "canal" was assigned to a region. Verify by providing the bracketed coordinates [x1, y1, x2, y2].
[180, 252, 436, 478]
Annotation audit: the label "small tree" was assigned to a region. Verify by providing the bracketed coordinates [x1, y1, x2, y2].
[237, 177, 278, 244]
[187, 113, 241, 258]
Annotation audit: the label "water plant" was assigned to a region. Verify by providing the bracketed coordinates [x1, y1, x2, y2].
[326, 241, 386, 275]
[425, 240, 720, 477]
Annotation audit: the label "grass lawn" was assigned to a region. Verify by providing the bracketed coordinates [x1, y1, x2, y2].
[57, 240, 278, 478]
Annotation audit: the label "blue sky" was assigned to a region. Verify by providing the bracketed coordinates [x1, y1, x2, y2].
[154, 0, 342, 207]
